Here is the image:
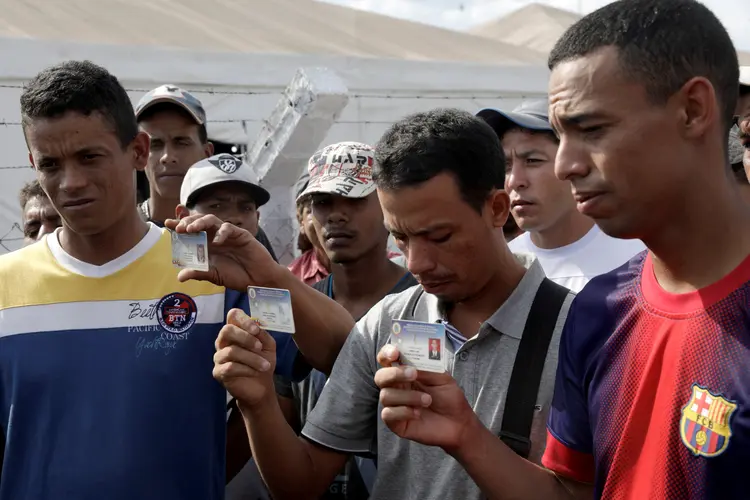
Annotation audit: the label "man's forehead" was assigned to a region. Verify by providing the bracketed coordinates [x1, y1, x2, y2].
[140, 120, 196, 139]
[501, 129, 555, 150]
[27, 113, 116, 153]
[549, 48, 623, 112]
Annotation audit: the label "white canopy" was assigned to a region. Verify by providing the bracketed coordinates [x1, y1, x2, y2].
[0, 36, 549, 257]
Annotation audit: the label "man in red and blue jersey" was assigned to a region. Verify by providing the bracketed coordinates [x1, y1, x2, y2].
[371, 0, 750, 498]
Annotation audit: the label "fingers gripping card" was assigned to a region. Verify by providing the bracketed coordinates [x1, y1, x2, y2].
[170, 230, 209, 272]
[389, 319, 446, 373]
[248, 286, 295, 334]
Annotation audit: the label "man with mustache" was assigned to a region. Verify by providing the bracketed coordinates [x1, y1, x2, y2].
[478, 100, 645, 292]
[211, 109, 575, 500]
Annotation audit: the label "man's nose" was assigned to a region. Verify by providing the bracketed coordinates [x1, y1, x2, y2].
[59, 164, 88, 192]
[554, 137, 590, 182]
[405, 242, 437, 276]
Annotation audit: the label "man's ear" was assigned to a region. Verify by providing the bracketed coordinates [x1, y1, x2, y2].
[132, 132, 149, 172]
[175, 204, 191, 220]
[205, 142, 214, 157]
[486, 189, 510, 229]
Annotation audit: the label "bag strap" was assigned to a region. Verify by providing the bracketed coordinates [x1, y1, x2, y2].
[499, 278, 569, 458]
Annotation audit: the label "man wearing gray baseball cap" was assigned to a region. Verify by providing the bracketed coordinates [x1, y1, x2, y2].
[136, 84, 214, 225]
[477, 99, 645, 292]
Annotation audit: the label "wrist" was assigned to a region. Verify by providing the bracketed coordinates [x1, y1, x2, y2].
[236, 391, 277, 419]
[262, 263, 287, 288]
[448, 413, 492, 464]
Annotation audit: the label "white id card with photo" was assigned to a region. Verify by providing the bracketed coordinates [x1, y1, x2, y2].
[248, 286, 295, 334]
[170, 230, 209, 272]
[389, 319, 446, 373]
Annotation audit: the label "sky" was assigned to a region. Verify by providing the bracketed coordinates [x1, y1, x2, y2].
[320, 0, 750, 51]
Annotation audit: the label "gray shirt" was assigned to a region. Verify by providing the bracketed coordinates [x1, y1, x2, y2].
[301, 255, 574, 500]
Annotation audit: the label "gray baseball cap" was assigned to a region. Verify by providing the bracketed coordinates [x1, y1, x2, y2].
[180, 154, 270, 208]
[135, 84, 206, 125]
[477, 99, 552, 137]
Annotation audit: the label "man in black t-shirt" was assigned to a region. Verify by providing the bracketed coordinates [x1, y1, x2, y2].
[276, 142, 417, 499]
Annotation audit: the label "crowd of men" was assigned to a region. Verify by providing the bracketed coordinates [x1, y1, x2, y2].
[3, 0, 750, 499]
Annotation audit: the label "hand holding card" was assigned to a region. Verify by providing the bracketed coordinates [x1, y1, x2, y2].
[164, 214, 283, 291]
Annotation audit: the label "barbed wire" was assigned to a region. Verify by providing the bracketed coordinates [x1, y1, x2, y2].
[0, 119, 400, 127]
[0, 223, 23, 252]
[0, 83, 532, 101]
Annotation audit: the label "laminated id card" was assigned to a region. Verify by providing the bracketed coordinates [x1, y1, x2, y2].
[248, 286, 295, 334]
[170, 230, 209, 272]
[389, 319, 446, 373]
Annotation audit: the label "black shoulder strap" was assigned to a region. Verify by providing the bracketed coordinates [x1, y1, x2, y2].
[499, 278, 569, 458]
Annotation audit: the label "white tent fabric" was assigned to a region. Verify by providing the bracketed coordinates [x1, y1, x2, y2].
[0, 37, 550, 258]
[0, 0, 545, 65]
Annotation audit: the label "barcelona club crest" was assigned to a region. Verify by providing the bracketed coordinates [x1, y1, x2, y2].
[679, 384, 737, 458]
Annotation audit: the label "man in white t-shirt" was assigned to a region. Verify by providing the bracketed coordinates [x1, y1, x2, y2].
[477, 100, 645, 291]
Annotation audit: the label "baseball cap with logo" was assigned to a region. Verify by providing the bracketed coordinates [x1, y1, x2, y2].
[477, 99, 552, 138]
[135, 84, 206, 125]
[180, 153, 270, 208]
[296, 142, 376, 202]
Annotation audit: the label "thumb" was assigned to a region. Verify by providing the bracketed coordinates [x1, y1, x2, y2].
[177, 268, 221, 285]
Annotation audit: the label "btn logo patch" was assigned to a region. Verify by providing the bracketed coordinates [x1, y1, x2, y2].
[156, 292, 198, 334]
[680, 384, 737, 457]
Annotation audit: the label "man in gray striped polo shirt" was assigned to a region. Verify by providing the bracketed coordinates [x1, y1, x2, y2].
[213, 108, 574, 500]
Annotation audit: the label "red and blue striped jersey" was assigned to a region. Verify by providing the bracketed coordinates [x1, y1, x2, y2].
[542, 251, 750, 499]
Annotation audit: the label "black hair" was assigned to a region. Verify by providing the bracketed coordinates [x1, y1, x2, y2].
[374, 108, 505, 212]
[549, 0, 739, 136]
[137, 102, 208, 144]
[20, 60, 138, 148]
[18, 179, 46, 209]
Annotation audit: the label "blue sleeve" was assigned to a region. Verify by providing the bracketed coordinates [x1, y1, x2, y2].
[546, 301, 593, 454]
[225, 289, 309, 382]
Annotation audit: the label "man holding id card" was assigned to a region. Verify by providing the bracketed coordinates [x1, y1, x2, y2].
[212, 109, 573, 500]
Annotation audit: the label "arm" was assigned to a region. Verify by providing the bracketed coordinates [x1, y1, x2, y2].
[225, 402, 252, 483]
[166, 214, 354, 375]
[452, 416, 592, 499]
[214, 309, 348, 500]
[240, 398, 348, 500]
